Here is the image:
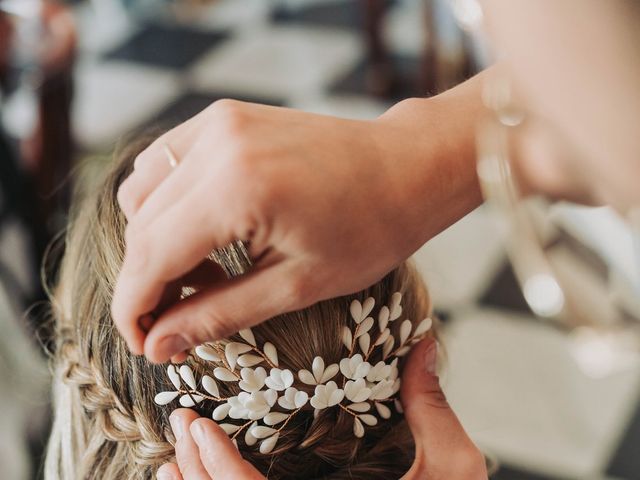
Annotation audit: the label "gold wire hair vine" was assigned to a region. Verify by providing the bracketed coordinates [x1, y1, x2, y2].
[154, 294, 433, 454]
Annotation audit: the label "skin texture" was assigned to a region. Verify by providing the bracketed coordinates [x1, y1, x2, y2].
[156, 339, 488, 480]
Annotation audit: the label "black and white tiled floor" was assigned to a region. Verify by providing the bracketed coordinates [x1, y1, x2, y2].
[3, 0, 639, 479]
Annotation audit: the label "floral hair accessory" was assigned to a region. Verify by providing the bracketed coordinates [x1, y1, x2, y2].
[154, 293, 432, 454]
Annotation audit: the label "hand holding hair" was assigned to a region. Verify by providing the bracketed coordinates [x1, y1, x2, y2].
[113, 83, 485, 363]
[156, 339, 487, 480]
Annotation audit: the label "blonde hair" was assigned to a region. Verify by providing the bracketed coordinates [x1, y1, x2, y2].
[45, 138, 434, 479]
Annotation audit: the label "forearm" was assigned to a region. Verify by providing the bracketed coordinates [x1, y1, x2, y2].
[374, 72, 488, 252]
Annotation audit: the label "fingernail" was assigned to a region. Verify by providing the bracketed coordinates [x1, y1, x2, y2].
[159, 335, 189, 359]
[425, 341, 438, 375]
[169, 413, 185, 441]
[190, 420, 205, 444]
[156, 470, 174, 480]
[139, 314, 155, 333]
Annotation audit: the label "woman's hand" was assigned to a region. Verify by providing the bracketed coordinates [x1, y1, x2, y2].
[158, 409, 265, 480]
[158, 339, 487, 480]
[112, 92, 484, 363]
[400, 339, 487, 480]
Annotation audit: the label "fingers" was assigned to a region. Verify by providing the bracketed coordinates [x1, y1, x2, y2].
[157, 463, 183, 480]
[190, 418, 264, 480]
[143, 261, 303, 363]
[118, 116, 205, 219]
[111, 180, 237, 354]
[168, 409, 264, 480]
[400, 339, 487, 480]
[170, 409, 211, 480]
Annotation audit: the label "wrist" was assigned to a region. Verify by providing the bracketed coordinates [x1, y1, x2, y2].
[372, 88, 484, 255]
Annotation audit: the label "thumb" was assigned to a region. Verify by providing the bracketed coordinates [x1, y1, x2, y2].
[400, 339, 487, 480]
[190, 418, 265, 480]
[143, 261, 305, 363]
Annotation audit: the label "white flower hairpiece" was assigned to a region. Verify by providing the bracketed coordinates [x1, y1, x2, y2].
[154, 292, 432, 454]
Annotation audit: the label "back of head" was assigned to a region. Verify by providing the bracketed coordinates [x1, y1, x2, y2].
[45, 139, 434, 479]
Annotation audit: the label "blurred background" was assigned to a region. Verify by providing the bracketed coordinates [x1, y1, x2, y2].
[0, 1, 638, 479]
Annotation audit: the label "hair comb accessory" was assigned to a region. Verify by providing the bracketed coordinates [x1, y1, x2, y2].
[154, 293, 433, 454]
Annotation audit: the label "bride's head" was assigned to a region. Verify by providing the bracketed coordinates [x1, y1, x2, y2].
[45, 139, 435, 480]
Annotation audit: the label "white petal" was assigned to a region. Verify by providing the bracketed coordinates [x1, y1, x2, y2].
[354, 388, 372, 403]
[399, 320, 412, 345]
[212, 403, 231, 421]
[263, 342, 278, 366]
[353, 417, 365, 438]
[312, 356, 325, 383]
[378, 306, 390, 331]
[358, 333, 370, 355]
[375, 329, 391, 346]
[310, 396, 327, 410]
[344, 380, 360, 402]
[294, 390, 309, 408]
[389, 292, 402, 320]
[202, 375, 219, 397]
[195, 345, 221, 362]
[237, 354, 263, 368]
[264, 388, 278, 407]
[361, 297, 375, 319]
[259, 433, 279, 454]
[348, 402, 371, 413]
[229, 342, 253, 354]
[167, 365, 181, 390]
[396, 346, 411, 357]
[239, 328, 257, 346]
[154, 391, 179, 405]
[298, 369, 316, 385]
[320, 364, 339, 383]
[264, 412, 289, 426]
[356, 317, 374, 337]
[250, 426, 278, 439]
[375, 402, 392, 419]
[328, 388, 345, 407]
[278, 397, 295, 410]
[245, 423, 258, 446]
[179, 365, 197, 390]
[179, 394, 203, 407]
[414, 317, 433, 337]
[353, 361, 371, 380]
[350, 300, 363, 323]
[358, 414, 378, 426]
[342, 326, 353, 349]
[339, 358, 351, 378]
[281, 369, 294, 389]
[254, 367, 267, 383]
[214, 367, 237, 382]
[220, 423, 240, 435]
[264, 378, 280, 391]
[225, 343, 239, 370]
[382, 336, 394, 358]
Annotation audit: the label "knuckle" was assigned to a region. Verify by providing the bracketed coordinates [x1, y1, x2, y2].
[408, 382, 449, 411]
[450, 447, 487, 478]
[117, 178, 137, 212]
[211, 99, 248, 135]
[123, 224, 150, 272]
[197, 307, 241, 342]
[133, 151, 149, 171]
[283, 274, 313, 308]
